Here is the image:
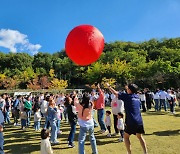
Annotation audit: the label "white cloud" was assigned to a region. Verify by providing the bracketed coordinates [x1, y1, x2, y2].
[0, 29, 41, 54]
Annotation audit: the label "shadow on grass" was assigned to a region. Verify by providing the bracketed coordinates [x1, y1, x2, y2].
[145, 129, 180, 136]
[4, 143, 40, 153]
[153, 129, 180, 136]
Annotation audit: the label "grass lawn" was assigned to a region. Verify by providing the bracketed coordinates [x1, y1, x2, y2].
[3, 107, 180, 154]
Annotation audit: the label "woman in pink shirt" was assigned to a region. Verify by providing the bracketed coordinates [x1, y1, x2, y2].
[75, 93, 98, 154]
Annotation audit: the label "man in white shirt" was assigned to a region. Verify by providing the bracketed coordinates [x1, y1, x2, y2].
[0, 110, 4, 154]
[159, 89, 167, 111]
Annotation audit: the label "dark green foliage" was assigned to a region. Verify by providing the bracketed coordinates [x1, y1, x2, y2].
[0, 38, 179, 89]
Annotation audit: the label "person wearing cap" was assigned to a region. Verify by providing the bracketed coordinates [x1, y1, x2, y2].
[106, 83, 147, 154]
[0, 109, 4, 154]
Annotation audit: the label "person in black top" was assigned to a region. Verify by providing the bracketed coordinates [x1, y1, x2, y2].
[65, 95, 78, 148]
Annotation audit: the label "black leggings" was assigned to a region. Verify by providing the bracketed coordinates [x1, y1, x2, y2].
[113, 114, 118, 133]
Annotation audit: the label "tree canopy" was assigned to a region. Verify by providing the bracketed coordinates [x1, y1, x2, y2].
[0, 38, 179, 90]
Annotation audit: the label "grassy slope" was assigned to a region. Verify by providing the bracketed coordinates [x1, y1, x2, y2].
[4, 108, 180, 154]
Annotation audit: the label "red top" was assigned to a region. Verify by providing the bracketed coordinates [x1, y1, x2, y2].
[96, 89, 105, 109]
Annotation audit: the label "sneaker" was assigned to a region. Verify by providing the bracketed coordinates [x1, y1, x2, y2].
[107, 133, 111, 137]
[101, 130, 107, 134]
[118, 138, 124, 142]
[112, 133, 118, 136]
[68, 143, 75, 148]
[51, 141, 60, 145]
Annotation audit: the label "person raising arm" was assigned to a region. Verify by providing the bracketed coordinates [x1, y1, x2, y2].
[106, 83, 148, 154]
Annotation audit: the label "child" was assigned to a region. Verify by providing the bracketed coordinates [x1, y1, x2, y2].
[41, 129, 53, 154]
[117, 112, 124, 142]
[34, 108, 41, 131]
[56, 104, 64, 134]
[20, 108, 27, 130]
[105, 110, 111, 137]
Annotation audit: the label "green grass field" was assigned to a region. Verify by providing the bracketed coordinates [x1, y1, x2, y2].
[3, 108, 180, 154]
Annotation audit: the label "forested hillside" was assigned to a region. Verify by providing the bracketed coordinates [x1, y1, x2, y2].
[0, 38, 180, 90]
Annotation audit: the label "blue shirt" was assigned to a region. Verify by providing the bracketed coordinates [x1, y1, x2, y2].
[118, 92, 143, 126]
[13, 99, 20, 108]
[0, 110, 4, 125]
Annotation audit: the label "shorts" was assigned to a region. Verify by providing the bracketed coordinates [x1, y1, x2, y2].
[125, 125, 145, 135]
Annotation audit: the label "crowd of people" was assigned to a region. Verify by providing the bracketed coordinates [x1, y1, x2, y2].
[0, 85, 179, 154]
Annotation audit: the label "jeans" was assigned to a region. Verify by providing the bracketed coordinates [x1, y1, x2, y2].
[159, 99, 167, 111]
[56, 120, 61, 133]
[78, 125, 98, 154]
[34, 121, 40, 130]
[97, 109, 106, 131]
[92, 109, 98, 127]
[49, 120, 57, 142]
[43, 114, 49, 129]
[113, 114, 118, 134]
[26, 110, 31, 126]
[4, 111, 11, 124]
[21, 119, 26, 127]
[154, 99, 159, 111]
[0, 132, 4, 154]
[120, 130, 124, 138]
[68, 122, 76, 145]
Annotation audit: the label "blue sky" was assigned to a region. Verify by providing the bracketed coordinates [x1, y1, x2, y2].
[0, 0, 180, 54]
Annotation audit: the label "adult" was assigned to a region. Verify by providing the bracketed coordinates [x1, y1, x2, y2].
[65, 96, 78, 147]
[111, 95, 124, 135]
[33, 96, 41, 113]
[24, 96, 32, 126]
[159, 88, 167, 111]
[41, 96, 50, 129]
[0, 110, 4, 154]
[138, 91, 146, 112]
[153, 90, 160, 111]
[167, 90, 176, 114]
[75, 93, 98, 154]
[47, 100, 59, 145]
[0, 94, 6, 122]
[107, 83, 148, 154]
[4, 97, 11, 124]
[144, 88, 153, 110]
[13, 95, 22, 126]
[96, 84, 106, 133]
[90, 90, 98, 127]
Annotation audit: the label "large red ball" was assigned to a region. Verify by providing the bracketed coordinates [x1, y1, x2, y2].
[65, 25, 104, 66]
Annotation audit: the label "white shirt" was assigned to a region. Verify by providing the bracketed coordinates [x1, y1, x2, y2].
[105, 93, 109, 99]
[78, 118, 94, 127]
[56, 96, 65, 106]
[0, 98, 5, 111]
[139, 94, 146, 101]
[111, 97, 124, 115]
[153, 93, 160, 99]
[111, 94, 116, 100]
[159, 91, 167, 99]
[41, 100, 49, 114]
[105, 115, 111, 126]
[34, 111, 41, 122]
[41, 138, 53, 154]
[117, 118, 124, 130]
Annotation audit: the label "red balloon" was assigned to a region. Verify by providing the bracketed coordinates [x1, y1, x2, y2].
[65, 25, 104, 66]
